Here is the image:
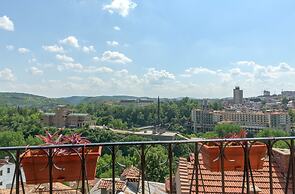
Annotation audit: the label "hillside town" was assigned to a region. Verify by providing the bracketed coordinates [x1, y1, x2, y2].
[192, 87, 294, 133]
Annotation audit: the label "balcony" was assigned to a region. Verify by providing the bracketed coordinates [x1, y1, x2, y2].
[0, 137, 294, 194]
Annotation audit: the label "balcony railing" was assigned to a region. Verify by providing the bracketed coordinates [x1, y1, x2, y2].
[0, 137, 295, 194]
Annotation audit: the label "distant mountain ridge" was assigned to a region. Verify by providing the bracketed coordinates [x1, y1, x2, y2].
[0, 92, 158, 108]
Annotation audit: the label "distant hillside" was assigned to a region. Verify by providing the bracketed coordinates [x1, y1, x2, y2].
[0, 92, 158, 107]
[0, 92, 64, 108]
[58, 96, 88, 105]
[78, 95, 143, 104]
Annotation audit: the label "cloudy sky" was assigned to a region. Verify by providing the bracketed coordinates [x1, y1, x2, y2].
[1, 0, 295, 98]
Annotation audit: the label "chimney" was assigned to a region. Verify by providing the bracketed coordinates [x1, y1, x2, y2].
[4, 156, 9, 162]
[272, 148, 290, 174]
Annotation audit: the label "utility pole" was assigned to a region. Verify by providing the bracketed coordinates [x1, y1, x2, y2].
[157, 96, 160, 127]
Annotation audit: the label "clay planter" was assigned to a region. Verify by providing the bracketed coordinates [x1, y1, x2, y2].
[21, 146, 102, 184]
[201, 143, 267, 171]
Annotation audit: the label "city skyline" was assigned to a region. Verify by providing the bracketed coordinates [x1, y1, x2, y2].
[1, 0, 295, 98]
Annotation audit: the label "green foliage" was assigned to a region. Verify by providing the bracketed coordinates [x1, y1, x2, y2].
[25, 135, 43, 145]
[145, 145, 168, 182]
[209, 101, 223, 110]
[282, 97, 289, 105]
[76, 97, 198, 133]
[0, 92, 64, 108]
[108, 118, 128, 129]
[256, 128, 289, 138]
[288, 109, 295, 123]
[201, 131, 218, 139]
[0, 131, 26, 147]
[214, 123, 241, 138]
[96, 151, 138, 178]
[256, 128, 290, 148]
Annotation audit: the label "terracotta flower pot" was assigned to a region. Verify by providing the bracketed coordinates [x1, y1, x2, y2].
[21, 146, 102, 184]
[201, 143, 267, 171]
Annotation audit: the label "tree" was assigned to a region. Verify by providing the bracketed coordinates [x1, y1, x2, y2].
[256, 128, 290, 148]
[282, 97, 289, 105]
[256, 128, 289, 137]
[145, 145, 168, 182]
[289, 109, 295, 123]
[0, 131, 26, 147]
[210, 101, 223, 110]
[201, 131, 218, 139]
[214, 123, 241, 138]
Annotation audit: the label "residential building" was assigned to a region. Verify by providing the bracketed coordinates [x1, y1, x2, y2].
[191, 109, 214, 132]
[90, 166, 167, 194]
[282, 90, 295, 98]
[233, 86, 243, 104]
[263, 90, 270, 97]
[41, 105, 93, 128]
[191, 109, 291, 132]
[0, 157, 25, 189]
[120, 98, 155, 106]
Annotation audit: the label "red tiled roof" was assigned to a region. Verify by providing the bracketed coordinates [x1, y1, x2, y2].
[97, 179, 126, 191]
[176, 154, 292, 194]
[121, 165, 140, 181]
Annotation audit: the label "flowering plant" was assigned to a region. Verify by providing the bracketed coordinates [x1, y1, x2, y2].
[36, 130, 90, 154]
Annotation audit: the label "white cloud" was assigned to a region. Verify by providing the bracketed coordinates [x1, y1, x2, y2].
[28, 58, 37, 64]
[144, 68, 175, 84]
[114, 69, 129, 76]
[60, 36, 79, 48]
[103, 0, 137, 17]
[0, 68, 15, 81]
[56, 54, 74, 63]
[106, 41, 119, 47]
[42, 45, 64, 53]
[113, 26, 121, 31]
[101, 50, 132, 64]
[58, 61, 113, 73]
[18, 48, 30, 54]
[89, 77, 105, 86]
[93, 57, 100, 62]
[67, 76, 83, 81]
[0, 16, 14, 31]
[57, 63, 84, 72]
[185, 67, 216, 75]
[29, 67, 43, 76]
[6, 45, 14, 51]
[82, 45, 96, 53]
[84, 66, 114, 73]
[236, 60, 295, 79]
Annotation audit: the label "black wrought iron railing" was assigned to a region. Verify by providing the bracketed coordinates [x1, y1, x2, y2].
[1, 137, 295, 194]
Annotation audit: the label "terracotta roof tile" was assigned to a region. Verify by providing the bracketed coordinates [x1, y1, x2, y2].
[97, 179, 126, 191]
[120, 165, 140, 181]
[175, 153, 292, 194]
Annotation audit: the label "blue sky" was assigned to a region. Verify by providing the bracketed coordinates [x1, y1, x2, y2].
[1, 0, 295, 98]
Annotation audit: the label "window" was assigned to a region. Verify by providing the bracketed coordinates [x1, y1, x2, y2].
[0, 170, 2, 176]
[7, 168, 10, 174]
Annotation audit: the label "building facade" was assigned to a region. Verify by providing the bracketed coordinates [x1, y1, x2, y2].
[191, 109, 291, 132]
[233, 86, 243, 104]
[41, 105, 93, 128]
[0, 157, 25, 189]
[263, 90, 271, 96]
[282, 91, 295, 98]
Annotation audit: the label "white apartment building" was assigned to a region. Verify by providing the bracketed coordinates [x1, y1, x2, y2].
[0, 157, 25, 189]
[191, 109, 291, 132]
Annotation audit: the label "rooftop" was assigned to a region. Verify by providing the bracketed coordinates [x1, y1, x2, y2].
[176, 154, 290, 193]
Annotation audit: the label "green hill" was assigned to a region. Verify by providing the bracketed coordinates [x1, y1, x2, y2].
[0, 92, 64, 108]
[0, 92, 157, 107]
